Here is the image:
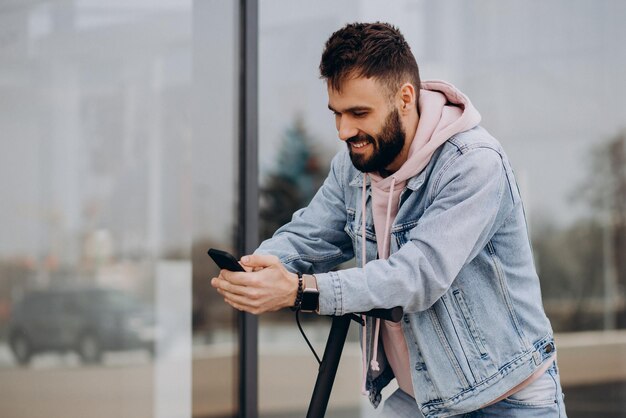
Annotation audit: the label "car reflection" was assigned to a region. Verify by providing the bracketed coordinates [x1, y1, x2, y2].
[8, 287, 155, 366]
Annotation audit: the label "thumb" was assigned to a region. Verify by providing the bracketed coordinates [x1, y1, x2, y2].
[240, 254, 280, 268]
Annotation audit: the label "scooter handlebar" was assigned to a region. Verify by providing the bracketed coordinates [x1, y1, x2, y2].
[358, 306, 403, 323]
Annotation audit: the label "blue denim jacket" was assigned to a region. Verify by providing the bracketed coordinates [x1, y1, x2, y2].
[256, 126, 556, 418]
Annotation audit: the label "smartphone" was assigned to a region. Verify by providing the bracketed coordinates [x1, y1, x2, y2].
[208, 248, 246, 272]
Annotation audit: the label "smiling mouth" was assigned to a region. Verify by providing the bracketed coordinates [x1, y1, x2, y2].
[349, 140, 370, 149]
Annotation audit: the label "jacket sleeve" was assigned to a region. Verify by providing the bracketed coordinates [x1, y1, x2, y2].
[255, 151, 355, 274]
[315, 147, 517, 316]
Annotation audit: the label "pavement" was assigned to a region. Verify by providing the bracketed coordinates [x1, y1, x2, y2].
[2, 326, 626, 418]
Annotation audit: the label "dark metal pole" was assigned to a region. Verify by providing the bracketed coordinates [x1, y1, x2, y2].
[305, 308, 401, 417]
[238, 0, 259, 417]
[306, 315, 352, 418]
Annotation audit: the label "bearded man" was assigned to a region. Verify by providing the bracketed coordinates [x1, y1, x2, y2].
[212, 22, 567, 418]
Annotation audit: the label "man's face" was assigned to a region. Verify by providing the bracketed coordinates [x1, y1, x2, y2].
[327, 77, 406, 173]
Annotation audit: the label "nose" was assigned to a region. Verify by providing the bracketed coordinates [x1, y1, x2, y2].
[337, 117, 358, 142]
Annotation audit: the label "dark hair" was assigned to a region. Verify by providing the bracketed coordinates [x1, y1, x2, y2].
[319, 22, 420, 105]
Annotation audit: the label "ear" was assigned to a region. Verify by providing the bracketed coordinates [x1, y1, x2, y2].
[398, 83, 417, 115]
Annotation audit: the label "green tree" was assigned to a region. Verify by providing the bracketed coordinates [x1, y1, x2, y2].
[259, 117, 327, 241]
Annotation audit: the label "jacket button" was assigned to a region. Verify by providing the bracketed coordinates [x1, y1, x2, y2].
[403, 314, 410, 323]
[545, 343, 554, 354]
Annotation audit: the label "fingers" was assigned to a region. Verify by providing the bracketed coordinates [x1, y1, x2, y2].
[220, 291, 255, 309]
[212, 276, 259, 313]
[223, 298, 258, 314]
[211, 276, 248, 296]
[220, 270, 256, 286]
[211, 254, 285, 314]
[240, 254, 279, 268]
[220, 291, 269, 315]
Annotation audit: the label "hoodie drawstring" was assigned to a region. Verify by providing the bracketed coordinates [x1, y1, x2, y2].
[360, 176, 369, 395]
[382, 176, 397, 259]
[360, 175, 397, 395]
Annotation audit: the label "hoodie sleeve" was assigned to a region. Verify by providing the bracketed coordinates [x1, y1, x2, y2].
[315, 146, 517, 315]
[255, 151, 355, 274]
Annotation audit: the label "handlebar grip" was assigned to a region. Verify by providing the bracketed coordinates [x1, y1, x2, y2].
[358, 306, 403, 323]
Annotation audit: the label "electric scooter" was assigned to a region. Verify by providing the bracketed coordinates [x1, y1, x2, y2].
[306, 307, 404, 418]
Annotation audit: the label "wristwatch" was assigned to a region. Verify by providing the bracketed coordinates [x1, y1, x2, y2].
[300, 274, 319, 313]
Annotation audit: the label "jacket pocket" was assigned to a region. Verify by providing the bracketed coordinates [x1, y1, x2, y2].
[344, 207, 376, 241]
[486, 241, 530, 349]
[427, 307, 470, 388]
[344, 207, 378, 267]
[452, 289, 488, 358]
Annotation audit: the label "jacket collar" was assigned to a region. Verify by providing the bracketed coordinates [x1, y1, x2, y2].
[349, 170, 426, 191]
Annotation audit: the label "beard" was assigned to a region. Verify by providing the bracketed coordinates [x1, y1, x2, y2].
[347, 108, 406, 173]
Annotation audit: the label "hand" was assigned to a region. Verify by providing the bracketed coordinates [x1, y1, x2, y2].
[210, 254, 299, 314]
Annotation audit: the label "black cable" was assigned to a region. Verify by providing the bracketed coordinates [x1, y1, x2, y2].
[295, 309, 322, 365]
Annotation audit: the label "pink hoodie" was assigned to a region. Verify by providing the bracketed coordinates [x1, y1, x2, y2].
[359, 80, 481, 396]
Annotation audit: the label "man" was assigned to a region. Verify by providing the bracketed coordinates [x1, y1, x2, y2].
[211, 22, 567, 417]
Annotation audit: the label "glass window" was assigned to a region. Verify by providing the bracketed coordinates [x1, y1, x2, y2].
[258, 1, 626, 417]
[0, 1, 239, 417]
[191, 0, 240, 416]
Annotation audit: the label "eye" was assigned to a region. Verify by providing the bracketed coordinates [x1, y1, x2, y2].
[353, 111, 368, 118]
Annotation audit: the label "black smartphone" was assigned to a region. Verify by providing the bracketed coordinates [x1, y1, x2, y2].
[208, 248, 246, 272]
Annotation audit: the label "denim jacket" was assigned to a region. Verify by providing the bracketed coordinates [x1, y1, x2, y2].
[256, 125, 556, 418]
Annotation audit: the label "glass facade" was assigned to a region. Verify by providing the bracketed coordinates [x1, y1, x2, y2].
[0, 1, 238, 417]
[258, 1, 626, 417]
[1, 1, 625, 417]
[192, 1, 240, 416]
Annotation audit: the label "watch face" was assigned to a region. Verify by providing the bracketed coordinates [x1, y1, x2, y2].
[301, 289, 319, 312]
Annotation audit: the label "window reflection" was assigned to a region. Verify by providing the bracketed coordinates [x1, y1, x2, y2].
[258, 1, 626, 417]
[0, 1, 238, 417]
[8, 287, 155, 366]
